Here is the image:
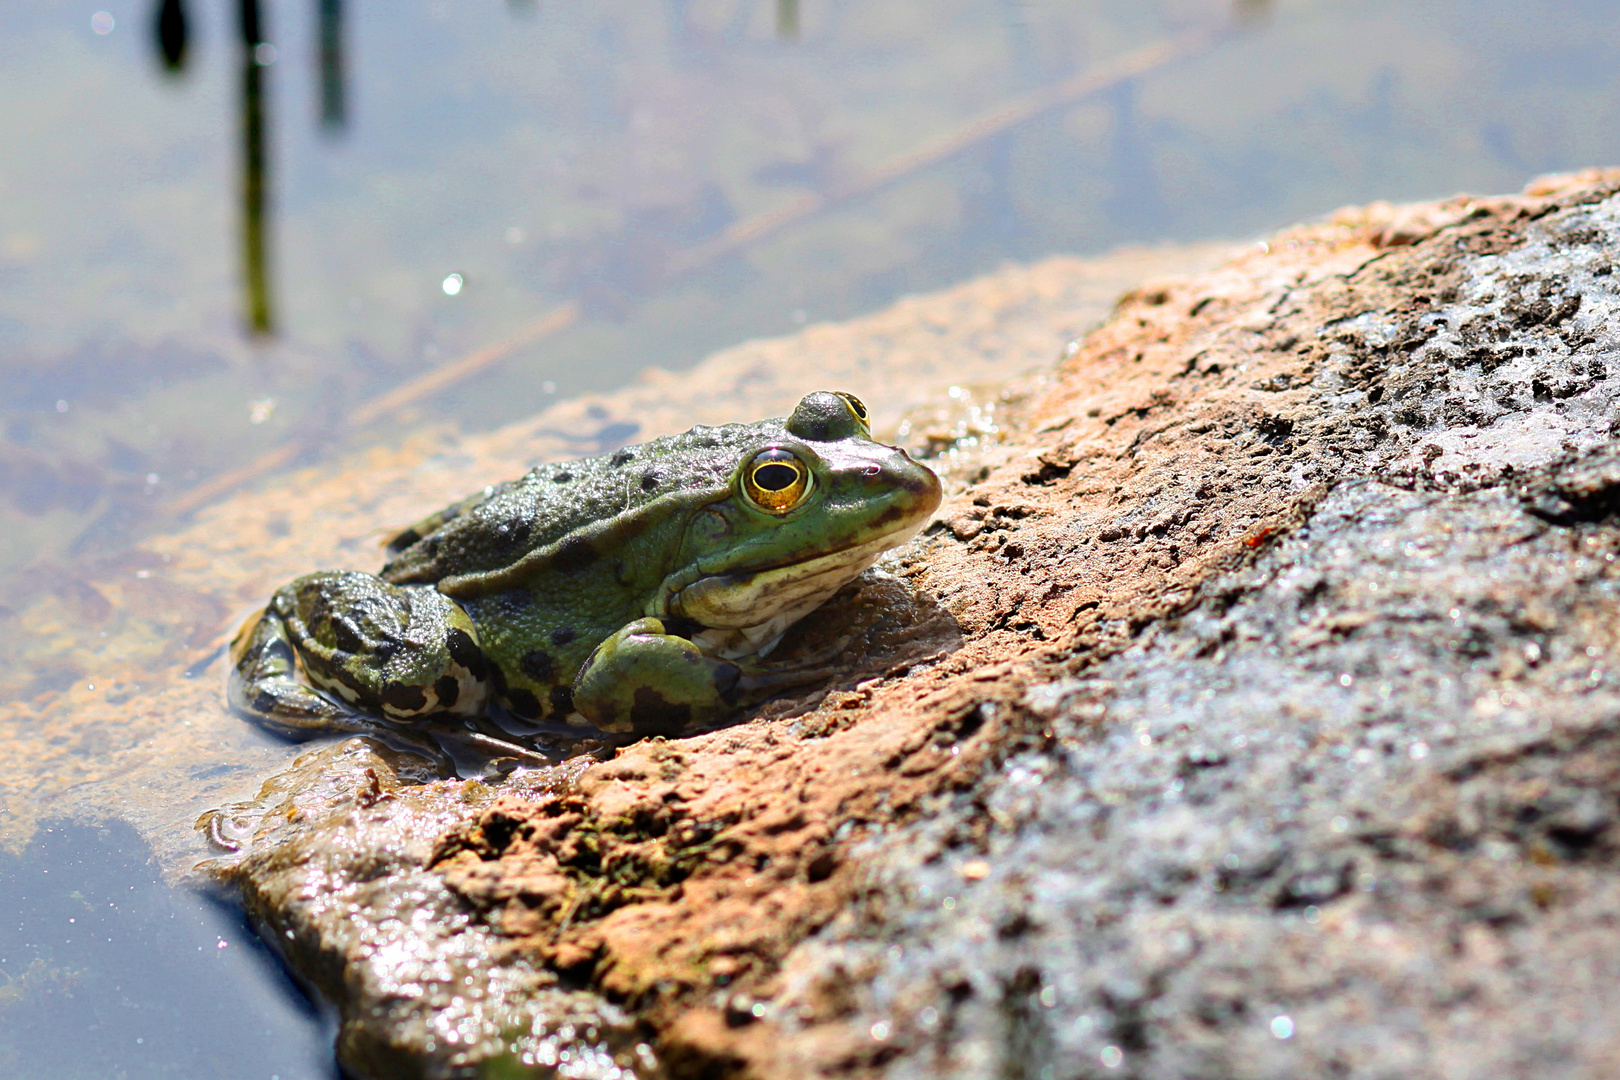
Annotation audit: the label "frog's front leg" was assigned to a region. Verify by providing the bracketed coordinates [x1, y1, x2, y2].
[230, 570, 535, 761]
[571, 617, 835, 737]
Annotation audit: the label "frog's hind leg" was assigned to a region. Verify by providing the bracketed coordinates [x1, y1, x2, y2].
[230, 571, 538, 762]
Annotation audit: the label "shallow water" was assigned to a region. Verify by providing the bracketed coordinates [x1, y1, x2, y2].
[0, 819, 336, 1079]
[5, 0, 1620, 1073]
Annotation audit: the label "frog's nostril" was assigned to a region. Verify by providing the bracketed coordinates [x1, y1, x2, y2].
[862, 464, 880, 476]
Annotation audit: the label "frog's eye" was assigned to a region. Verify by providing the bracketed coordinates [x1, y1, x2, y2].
[743, 448, 813, 514]
[833, 391, 869, 429]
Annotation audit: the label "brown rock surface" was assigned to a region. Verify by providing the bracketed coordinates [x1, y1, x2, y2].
[23, 166, 1620, 1080]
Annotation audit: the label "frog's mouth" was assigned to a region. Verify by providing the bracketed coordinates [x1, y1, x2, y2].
[666, 515, 930, 659]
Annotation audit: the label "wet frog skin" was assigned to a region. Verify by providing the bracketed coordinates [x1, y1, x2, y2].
[229, 391, 942, 755]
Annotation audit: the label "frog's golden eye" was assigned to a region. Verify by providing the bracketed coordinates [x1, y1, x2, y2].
[743, 448, 812, 514]
[833, 391, 869, 428]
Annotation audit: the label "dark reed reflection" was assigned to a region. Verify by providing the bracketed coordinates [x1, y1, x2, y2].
[318, 0, 346, 130]
[238, 0, 274, 336]
[777, 0, 799, 40]
[1234, 0, 1273, 23]
[153, 0, 187, 73]
[152, 0, 356, 330]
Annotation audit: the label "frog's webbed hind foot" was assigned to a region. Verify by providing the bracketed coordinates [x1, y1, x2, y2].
[228, 603, 354, 735]
[228, 571, 547, 768]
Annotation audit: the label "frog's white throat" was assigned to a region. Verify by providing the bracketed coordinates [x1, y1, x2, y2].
[672, 522, 925, 661]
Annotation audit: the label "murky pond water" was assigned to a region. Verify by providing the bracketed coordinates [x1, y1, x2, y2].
[4, 0, 1620, 1072]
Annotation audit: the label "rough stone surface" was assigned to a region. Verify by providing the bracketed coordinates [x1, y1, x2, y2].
[192, 168, 1620, 1080]
[746, 169, 1620, 1080]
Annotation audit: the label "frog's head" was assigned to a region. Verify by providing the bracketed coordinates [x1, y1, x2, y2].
[665, 391, 942, 643]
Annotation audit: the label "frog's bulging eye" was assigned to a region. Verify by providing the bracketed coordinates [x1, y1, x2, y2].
[833, 391, 869, 428]
[743, 449, 812, 514]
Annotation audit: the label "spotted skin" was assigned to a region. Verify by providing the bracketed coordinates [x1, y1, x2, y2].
[229, 391, 942, 748]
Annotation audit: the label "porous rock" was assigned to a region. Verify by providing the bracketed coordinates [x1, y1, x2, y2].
[206, 169, 1620, 1079]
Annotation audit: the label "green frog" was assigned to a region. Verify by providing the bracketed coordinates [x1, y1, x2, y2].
[229, 391, 942, 757]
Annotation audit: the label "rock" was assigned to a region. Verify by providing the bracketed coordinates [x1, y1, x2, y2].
[204, 169, 1620, 1079]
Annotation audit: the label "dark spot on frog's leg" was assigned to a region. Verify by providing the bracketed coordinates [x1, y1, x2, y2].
[433, 675, 460, 710]
[445, 628, 488, 678]
[713, 662, 742, 705]
[389, 528, 422, 553]
[328, 615, 365, 656]
[506, 687, 544, 721]
[549, 626, 577, 648]
[553, 536, 598, 573]
[552, 471, 573, 483]
[310, 659, 370, 700]
[255, 637, 295, 667]
[549, 685, 574, 718]
[485, 662, 509, 697]
[520, 649, 556, 683]
[629, 687, 693, 737]
[379, 681, 429, 715]
[610, 448, 635, 467]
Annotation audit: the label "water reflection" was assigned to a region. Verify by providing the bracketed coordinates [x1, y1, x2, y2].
[317, 0, 346, 130]
[0, 820, 337, 1079]
[149, 0, 352, 334]
[238, 0, 274, 335]
[153, 0, 188, 73]
[6, 0, 1617, 609]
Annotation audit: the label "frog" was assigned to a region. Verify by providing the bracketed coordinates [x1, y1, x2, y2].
[228, 390, 942, 759]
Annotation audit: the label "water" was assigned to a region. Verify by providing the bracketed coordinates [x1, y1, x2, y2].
[5, 0, 1620, 1073]
[0, 819, 336, 1080]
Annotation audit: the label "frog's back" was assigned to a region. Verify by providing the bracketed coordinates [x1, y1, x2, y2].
[380, 420, 786, 587]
